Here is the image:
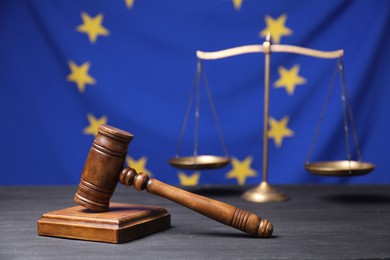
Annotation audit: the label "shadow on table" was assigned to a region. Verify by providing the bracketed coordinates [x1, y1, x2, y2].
[182, 186, 249, 197]
[321, 194, 390, 204]
[196, 231, 279, 239]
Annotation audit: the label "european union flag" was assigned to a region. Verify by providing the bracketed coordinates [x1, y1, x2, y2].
[1, 1, 389, 186]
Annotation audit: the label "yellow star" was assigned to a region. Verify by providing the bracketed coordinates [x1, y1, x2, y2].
[225, 157, 257, 185]
[77, 12, 110, 44]
[232, 0, 243, 10]
[126, 156, 152, 177]
[274, 65, 306, 95]
[125, 0, 135, 9]
[268, 116, 294, 147]
[83, 114, 108, 136]
[67, 61, 96, 93]
[259, 14, 292, 44]
[178, 172, 200, 186]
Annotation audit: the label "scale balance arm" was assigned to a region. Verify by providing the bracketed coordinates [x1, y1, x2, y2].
[196, 44, 344, 60]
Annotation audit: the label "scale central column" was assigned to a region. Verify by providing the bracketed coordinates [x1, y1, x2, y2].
[242, 36, 289, 203]
[262, 37, 271, 182]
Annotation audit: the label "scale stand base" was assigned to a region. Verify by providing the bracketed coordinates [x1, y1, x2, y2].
[242, 181, 289, 203]
[37, 202, 171, 244]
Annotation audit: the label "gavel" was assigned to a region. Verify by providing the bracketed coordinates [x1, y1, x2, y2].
[74, 125, 273, 238]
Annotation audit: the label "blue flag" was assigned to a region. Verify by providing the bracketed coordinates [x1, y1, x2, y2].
[1, 0, 389, 185]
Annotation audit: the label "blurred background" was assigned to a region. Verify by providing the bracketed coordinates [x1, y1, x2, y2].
[1, 0, 389, 186]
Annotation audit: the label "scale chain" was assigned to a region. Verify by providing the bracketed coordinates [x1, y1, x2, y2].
[200, 61, 229, 157]
[306, 58, 363, 171]
[175, 60, 201, 158]
[305, 61, 339, 164]
[175, 59, 229, 159]
[194, 60, 201, 159]
[339, 59, 352, 173]
[338, 59, 362, 163]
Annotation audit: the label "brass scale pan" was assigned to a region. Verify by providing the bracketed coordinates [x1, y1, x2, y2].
[305, 160, 375, 177]
[304, 59, 375, 177]
[169, 157, 375, 174]
[169, 155, 230, 170]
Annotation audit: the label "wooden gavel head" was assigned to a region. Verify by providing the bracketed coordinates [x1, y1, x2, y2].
[74, 124, 133, 212]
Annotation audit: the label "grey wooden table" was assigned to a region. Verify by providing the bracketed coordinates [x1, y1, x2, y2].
[1, 185, 389, 259]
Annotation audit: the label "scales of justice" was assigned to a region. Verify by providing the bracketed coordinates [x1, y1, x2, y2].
[169, 34, 375, 202]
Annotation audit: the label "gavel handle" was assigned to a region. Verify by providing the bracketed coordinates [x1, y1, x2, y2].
[120, 167, 273, 238]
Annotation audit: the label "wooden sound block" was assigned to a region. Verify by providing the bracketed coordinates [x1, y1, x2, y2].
[37, 203, 170, 244]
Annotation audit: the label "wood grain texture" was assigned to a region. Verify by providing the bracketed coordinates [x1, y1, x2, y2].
[37, 203, 170, 243]
[74, 125, 134, 213]
[120, 169, 273, 237]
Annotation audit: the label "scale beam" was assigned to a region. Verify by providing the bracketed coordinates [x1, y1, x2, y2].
[197, 44, 343, 60]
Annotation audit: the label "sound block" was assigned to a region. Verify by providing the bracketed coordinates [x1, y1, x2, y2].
[37, 203, 170, 244]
